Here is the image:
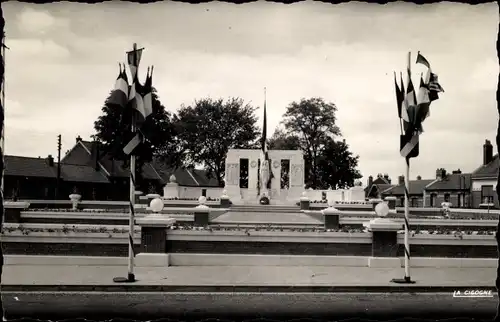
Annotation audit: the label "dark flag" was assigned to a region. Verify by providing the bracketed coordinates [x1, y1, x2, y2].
[394, 71, 404, 119]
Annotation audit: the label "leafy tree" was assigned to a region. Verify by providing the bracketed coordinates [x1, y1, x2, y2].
[281, 97, 341, 188]
[92, 88, 181, 188]
[315, 137, 362, 189]
[276, 97, 361, 189]
[176, 97, 260, 186]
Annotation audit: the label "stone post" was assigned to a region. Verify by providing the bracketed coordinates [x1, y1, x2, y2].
[134, 191, 143, 204]
[369, 198, 383, 211]
[384, 196, 397, 210]
[363, 201, 402, 268]
[4, 201, 30, 223]
[220, 190, 231, 208]
[194, 196, 210, 227]
[135, 215, 176, 267]
[322, 205, 340, 229]
[299, 192, 310, 210]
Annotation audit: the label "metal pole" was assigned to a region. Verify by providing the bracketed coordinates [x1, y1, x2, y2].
[128, 113, 136, 281]
[403, 51, 411, 282]
[113, 43, 140, 283]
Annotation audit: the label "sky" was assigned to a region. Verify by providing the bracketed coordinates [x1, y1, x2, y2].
[2, 1, 499, 185]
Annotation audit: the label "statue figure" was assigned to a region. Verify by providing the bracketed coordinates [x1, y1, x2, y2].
[260, 159, 270, 192]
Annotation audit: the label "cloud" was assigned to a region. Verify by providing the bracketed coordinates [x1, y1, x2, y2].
[17, 7, 68, 35]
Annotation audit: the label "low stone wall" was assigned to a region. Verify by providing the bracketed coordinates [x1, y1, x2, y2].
[3, 242, 138, 257]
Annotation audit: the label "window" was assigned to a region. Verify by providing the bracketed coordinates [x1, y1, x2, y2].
[202, 189, 207, 197]
[411, 198, 418, 207]
[430, 194, 436, 207]
[457, 194, 462, 208]
[484, 196, 494, 204]
[399, 197, 404, 207]
[444, 193, 450, 203]
[481, 185, 494, 205]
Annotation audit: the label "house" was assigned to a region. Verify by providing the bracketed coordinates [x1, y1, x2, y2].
[4, 135, 221, 201]
[4, 155, 59, 200]
[424, 168, 471, 208]
[381, 175, 434, 207]
[365, 173, 394, 199]
[470, 139, 498, 208]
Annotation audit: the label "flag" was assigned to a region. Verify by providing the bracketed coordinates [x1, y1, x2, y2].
[394, 71, 404, 119]
[415, 74, 431, 132]
[108, 63, 129, 108]
[142, 66, 154, 120]
[404, 70, 418, 132]
[416, 52, 444, 102]
[429, 73, 444, 101]
[400, 52, 444, 158]
[127, 46, 143, 81]
[415, 52, 430, 69]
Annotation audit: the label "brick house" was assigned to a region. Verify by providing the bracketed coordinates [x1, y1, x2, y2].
[470, 139, 498, 208]
[381, 175, 434, 207]
[424, 168, 471, 208]
[364, 173, 394, 199]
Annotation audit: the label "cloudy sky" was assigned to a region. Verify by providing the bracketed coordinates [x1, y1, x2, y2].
[2, 1, 498, 184]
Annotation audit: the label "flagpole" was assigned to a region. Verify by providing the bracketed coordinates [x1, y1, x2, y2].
[404, 51, 411, 282]
[127, 113, 136, 282]
[126, 43, 137, 283]
[113, 43, 140, 283]
[403, 51, 412, 282]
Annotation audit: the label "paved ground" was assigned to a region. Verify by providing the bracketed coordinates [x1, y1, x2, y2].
[2, 265, 497, 319]
[2, 265, 496, 290]
[213, 211, 321, 224]
[3, 292, 497, 320]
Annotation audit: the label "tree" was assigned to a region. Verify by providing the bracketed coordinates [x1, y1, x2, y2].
[176, 97, 260, 186]
[281, 97, 341, 188]
[92, 88, 181, 188]
[315, 137, 362, 189]
[277, 97, 361, 189]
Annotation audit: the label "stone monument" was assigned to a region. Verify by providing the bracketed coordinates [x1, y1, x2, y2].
[224, 149, 305, 205]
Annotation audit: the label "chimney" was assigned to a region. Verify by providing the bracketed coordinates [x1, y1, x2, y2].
[436, 168, 442, 180]
[483, 139, 493, 165]
[416, 175, 422, 180]
[76, 135, 82, 143]
[398, 175, 404, 185]
[47, 155, 54, 167]
[368, 175, 373, 187]
[452, 169, 462, 174]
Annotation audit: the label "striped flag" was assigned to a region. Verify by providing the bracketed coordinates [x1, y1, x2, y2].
[415, 52, 444, 129]
[122, 45, 154, 156]
[395, 72, 410, 129]
[108, 63, 129, 108]
[416, 52, 444, 102]
[400, 52, 444, 159]
[141, 66, 154, 121]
